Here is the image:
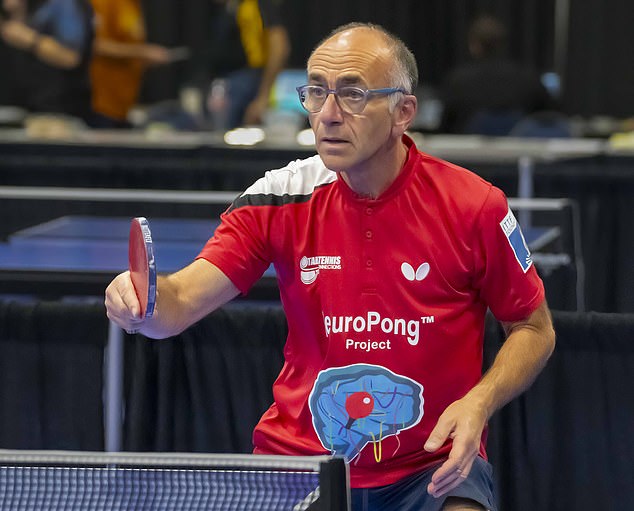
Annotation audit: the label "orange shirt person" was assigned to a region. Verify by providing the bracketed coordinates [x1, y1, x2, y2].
[89, 0, 171, 127]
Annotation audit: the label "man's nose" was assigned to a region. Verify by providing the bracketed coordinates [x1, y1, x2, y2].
[319, 93, 344, 122]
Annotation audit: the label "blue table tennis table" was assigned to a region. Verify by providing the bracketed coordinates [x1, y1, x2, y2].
[9, 215, 219, 243]
[0, 215, 276, 298]
[2, 216, 217, 276]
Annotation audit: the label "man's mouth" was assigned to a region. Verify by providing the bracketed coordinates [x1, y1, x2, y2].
[321, 137, 348, 144]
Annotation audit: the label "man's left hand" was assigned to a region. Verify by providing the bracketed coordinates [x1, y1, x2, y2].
[423, 397, 488, 498]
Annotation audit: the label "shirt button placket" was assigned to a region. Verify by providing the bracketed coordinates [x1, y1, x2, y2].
[363, 205, 376, 287]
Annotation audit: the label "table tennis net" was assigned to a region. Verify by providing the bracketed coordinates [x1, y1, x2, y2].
[0, 450, 349, 511]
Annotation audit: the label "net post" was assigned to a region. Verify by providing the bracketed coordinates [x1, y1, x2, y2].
[318, 456, 350, 511]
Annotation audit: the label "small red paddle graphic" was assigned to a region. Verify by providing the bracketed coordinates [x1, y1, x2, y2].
[345, 391, 374, 429]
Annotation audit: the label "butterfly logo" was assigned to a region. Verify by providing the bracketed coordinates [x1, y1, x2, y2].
[401, 262, 430, 282]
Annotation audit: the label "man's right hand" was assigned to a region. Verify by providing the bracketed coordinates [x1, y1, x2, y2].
[105, 260, 241, 339]
[104, 271, 145, 333]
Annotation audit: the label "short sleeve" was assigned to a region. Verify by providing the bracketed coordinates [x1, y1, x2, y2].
[31, 0, 92, 53]
[472, 186, 545, 322]
[196, 205, 272, 295]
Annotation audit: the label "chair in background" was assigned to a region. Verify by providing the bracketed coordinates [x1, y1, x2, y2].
[510, 111, 574, 138]
[462, 108, 524, 136]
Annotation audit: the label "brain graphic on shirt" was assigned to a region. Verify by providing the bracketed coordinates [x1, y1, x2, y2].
[308, 364, 424, 461]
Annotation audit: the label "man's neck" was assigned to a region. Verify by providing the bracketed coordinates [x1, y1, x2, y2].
[341, 140, 408, 199]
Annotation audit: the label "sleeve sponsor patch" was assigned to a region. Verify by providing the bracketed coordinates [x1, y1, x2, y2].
[500, 209, 533, 273]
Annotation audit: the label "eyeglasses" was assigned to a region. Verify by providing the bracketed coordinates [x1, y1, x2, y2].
[296, 85, 407, 114]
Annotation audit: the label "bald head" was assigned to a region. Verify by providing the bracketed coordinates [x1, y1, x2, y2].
[309, 22, 418, 95]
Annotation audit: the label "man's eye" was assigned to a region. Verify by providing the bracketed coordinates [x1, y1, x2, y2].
[310, 87, 327, 98]
[341, 88, 365, 101]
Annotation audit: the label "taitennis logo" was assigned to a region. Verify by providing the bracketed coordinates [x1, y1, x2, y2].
[300, 255, 341, 284]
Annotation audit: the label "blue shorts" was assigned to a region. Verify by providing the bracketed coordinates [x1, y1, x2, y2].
[350, 456, 498, 511]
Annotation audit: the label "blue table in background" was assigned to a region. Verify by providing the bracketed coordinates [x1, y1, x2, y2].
[0, 216, 276, 299]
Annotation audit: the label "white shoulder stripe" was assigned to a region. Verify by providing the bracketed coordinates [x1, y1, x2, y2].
[241, 155, 337, 198]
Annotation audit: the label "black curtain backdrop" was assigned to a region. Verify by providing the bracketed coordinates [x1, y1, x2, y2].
[139, 0, 633, 117]
[484, 311, 634, 511]
[123, 302, 288, 453]
[564, 0, 634, 117]
[0, 299, 107, 450]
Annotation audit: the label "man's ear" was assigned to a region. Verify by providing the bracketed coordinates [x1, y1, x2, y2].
[392, 95, 417, 135]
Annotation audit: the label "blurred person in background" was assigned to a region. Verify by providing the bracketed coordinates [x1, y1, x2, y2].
[191, 0, 290, 130]
[439, 15, 551, 136]
[0, 0, 93, 123]
[89, 0, 175, 128]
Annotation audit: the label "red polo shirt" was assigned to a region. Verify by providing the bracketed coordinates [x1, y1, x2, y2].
[198, 135, 545, 487]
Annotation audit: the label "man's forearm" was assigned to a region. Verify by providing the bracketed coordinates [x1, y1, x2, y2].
[1, 21, 80, 68]
[35, 35, 81, 69]
[256, 26, 290, 101]
[94, 39, 147, 60]
[464, 302, 555, 419]
[137, 260, 240, 339]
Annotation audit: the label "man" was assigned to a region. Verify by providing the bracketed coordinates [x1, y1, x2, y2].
[89, 0, 172, 128]
[439, 15, 551, 135]
[106, 22, 555, 511]
[192, 0, 290, 129]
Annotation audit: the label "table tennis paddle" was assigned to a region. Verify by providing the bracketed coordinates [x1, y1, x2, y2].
[128, 217, 157, 318]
